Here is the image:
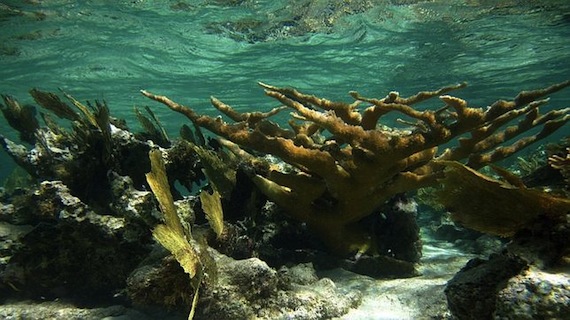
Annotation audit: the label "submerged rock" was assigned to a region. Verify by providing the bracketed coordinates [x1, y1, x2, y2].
[494, 267, 570, 319]
[0, 300, 183, 320]
[447, 259, 570, 320]
[198, 250, 361, 320]
[0, 180, 153, 305]
[445, 215, 570, 319]
[445, 254, 527, 320]
[127, 246, 361, 319]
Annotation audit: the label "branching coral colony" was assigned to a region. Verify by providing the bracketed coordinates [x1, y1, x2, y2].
[141, 80, 570, 257]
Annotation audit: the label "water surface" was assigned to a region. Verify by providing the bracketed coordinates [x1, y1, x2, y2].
[1, 0, 569, 182]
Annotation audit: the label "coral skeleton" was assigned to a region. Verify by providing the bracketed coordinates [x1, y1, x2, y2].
[142, 80, 570, 256]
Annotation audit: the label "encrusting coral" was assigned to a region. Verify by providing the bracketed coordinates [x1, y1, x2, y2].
[141, 80, 570, 257]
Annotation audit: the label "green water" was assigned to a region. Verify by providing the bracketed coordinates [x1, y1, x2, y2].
[1, 0, 570, 182]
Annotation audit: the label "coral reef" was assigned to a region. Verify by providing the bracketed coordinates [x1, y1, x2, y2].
[127, 248, 361, 320]
[142, 80, 570, 257]
[0, 90, 206, 309]
[0, 88, 366, 318]
[1, 80, 569, 318]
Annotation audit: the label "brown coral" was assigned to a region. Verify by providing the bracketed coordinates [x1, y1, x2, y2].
[142, 80, 570, 256]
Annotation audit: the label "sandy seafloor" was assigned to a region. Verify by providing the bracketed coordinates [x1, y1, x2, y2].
[329, 241, 475, 319]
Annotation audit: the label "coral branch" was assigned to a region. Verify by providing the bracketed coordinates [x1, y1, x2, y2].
[210, 95, 287, 125]
[259, 82, 362, 125]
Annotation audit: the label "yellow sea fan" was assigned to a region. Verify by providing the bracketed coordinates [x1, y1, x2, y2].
[152, 224, 200, 278]
[200, 188, 224, 239]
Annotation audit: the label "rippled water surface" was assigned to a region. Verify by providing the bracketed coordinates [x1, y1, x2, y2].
[1, 0, 570, 181]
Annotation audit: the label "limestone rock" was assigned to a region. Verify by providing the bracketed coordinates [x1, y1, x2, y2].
[445, 254, 527, 320]
[494, 267, 570, 319]
[127, 246, 361, 319]
[199, 249, 361, 319]
[0, 180, 152, 304]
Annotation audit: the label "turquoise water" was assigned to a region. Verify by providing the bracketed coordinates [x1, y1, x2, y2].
[1, 0, 570, 182]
